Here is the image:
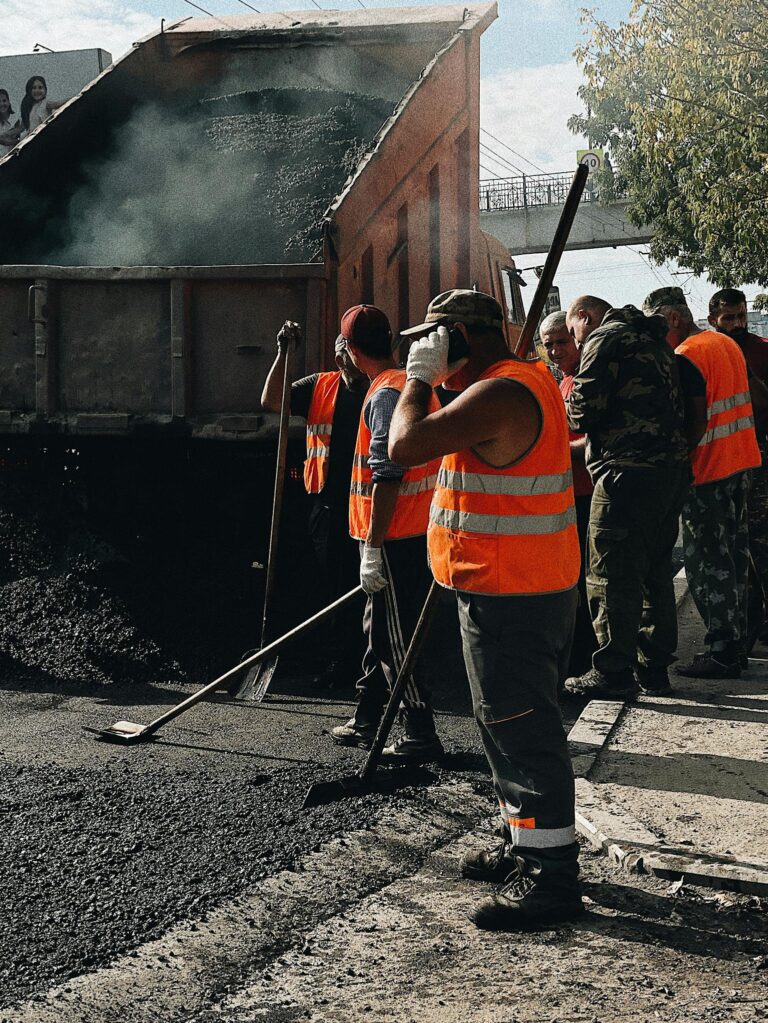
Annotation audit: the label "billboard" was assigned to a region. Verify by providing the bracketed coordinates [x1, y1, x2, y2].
[0, 48, 111, 157]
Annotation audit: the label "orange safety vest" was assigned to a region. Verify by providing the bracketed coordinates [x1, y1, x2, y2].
[676, 330, 761, 485]
[303, 371, 341, 495]
[428, 360, 580, 596]
[349, 369, 440, 542]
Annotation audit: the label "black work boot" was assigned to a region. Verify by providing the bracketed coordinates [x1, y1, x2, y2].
[675, 652, 741, 679]
[470, 844, 584, 931]
[635, 665, 673, 696]
[381, 707, 443, 764]
[564, 667, 637, 699]
[330, 700, 384, 749]
[461, 833, 520, 883]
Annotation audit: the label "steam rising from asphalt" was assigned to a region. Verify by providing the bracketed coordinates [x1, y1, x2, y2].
[48, 88, 390, 266]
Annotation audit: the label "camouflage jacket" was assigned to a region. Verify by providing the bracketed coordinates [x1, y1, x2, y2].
[566, 305, 690, 481]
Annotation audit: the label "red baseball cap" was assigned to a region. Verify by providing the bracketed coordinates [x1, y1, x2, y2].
[340, 304, 392, 351]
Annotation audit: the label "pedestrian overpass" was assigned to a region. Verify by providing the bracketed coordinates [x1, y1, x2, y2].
[479, 172, 653, 256]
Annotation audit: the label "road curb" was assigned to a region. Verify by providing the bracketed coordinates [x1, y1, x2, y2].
[569, 701, 768, 897]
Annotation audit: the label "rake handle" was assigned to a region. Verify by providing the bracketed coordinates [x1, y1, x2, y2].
[143, 585, 364, 736]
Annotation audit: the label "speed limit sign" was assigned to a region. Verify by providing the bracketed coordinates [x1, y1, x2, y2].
[577, 149, 604, 173]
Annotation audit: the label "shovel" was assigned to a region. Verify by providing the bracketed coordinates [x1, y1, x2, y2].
[302, 580, 441, 809]
[233, 333, 295, 701]
[83, 586, 363, 745]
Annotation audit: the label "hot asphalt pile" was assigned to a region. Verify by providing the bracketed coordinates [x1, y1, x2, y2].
[52, 88, 390, 265]
[0, 483, 177, 689]
[201, 88, 390, 261]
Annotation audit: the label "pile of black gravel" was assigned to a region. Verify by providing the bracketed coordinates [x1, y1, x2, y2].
[0, 488, 177, 689]
[201, 88, 389, 261]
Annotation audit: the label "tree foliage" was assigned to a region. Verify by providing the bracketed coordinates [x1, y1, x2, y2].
[569, 1, 768, 286]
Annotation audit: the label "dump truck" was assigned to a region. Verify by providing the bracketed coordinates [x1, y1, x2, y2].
[0, 3, 523, 441]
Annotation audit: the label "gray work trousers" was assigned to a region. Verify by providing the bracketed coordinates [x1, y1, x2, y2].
[456, 586, 578, 850]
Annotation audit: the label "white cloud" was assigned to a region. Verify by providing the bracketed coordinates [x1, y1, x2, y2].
[4, 1, 157, 64]
[480, 60, 587, 175]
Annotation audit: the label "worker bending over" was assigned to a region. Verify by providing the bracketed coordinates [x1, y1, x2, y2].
[331, 305, 443, 763]
[644, 287, 761, 677]
[391, 290, 582, 930]
[261, 323, 368, 689]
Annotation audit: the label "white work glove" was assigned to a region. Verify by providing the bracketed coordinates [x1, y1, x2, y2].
[360, 545, 388, 594]
[406, 325, 468, 386]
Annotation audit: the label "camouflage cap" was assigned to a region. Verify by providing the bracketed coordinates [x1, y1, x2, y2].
[642, 286, 689, 316]
[401, 289, 504, 336]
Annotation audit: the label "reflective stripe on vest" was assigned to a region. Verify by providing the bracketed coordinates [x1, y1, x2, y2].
[348, 368, 441, 541]
[427, 359, 581, 596]
[303, 372, 341, 494]
[676, 331, 761, 485]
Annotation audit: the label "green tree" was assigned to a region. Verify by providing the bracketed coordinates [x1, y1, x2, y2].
[753, 293, 768, 312]
[569, 1, 768, 286]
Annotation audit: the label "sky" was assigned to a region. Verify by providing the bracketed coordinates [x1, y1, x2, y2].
[2, 0, 759, 318]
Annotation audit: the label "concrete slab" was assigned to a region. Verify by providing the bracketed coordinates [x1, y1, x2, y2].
[590, 682, 768, 866]
[572, 582, 768, 894]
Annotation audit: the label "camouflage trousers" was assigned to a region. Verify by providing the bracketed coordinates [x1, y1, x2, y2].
[587, 464, 690, 676]
[747, 452, 768, 639]
[682, 471, 749, 660]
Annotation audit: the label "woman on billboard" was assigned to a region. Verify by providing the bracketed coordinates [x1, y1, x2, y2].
[0, 89, 20, 157]
[19, 76, 62, 138]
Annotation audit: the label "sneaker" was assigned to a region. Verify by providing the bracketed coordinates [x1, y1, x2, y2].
[675, 654, 741, 679]
[564, 667, 638, 699]
[381, 733, 444, 764]
[330, 716, 379, 748]
[470, 853, 585, 931]
[461, 837, 520, 883]
[635, 667, 673, 696]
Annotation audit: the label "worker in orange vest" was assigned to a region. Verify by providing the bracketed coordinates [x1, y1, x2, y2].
[643, 287, 762, 676]
[262, 325, 368, 689]
[391, 290, 583, 931]
[330, 304, 443, 763]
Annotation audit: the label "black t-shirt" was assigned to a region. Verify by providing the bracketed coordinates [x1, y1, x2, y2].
[675, 354, 706, 398]
[291, 373, 366, 510]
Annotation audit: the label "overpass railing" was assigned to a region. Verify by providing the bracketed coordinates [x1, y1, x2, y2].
[480, 171, 624, 212]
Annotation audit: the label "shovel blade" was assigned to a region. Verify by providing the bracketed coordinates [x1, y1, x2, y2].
[82, 720, 152, 745]
[302, 764, 437, 809]
[302, 776, 364, 809]
[232, 655, 279, 702]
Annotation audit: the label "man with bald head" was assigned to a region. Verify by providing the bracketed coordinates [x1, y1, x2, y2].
[563, 296, 690, 698]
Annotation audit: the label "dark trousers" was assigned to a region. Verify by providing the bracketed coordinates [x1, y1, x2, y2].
[747, 452, 768, 645]
[309, 499, 364, 671]
[587, 465, 690, 676]
[456, 586, 578, 850]
[682, 471, 749, 660]
[355, 535, 433, 715]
